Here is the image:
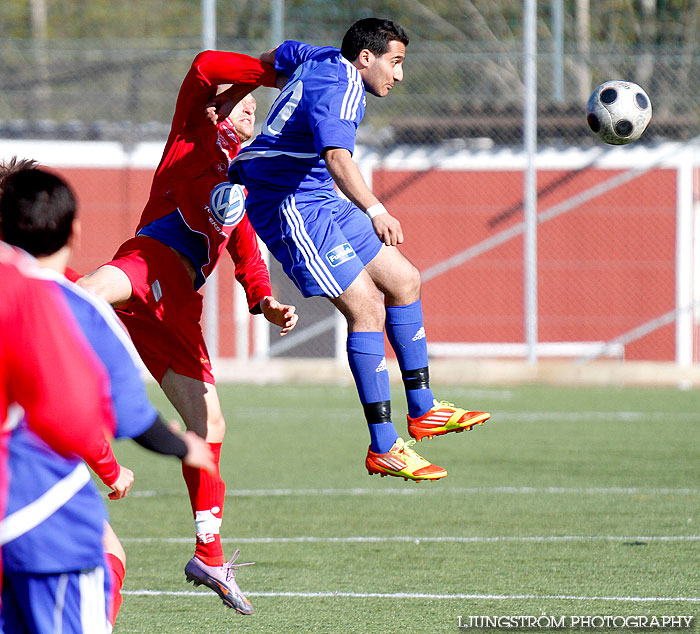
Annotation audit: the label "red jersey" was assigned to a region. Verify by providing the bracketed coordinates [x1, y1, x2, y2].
[0, 244, 116, 552]
[136, 50, 277, 309]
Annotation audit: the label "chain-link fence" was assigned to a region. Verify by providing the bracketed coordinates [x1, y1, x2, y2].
[2, 1, 699, 365]
[3, 2, 699, 144]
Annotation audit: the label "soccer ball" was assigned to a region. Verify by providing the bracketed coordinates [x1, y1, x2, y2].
[586, 80, 652, 145]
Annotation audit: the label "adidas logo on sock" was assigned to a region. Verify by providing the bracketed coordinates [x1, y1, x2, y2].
[412, 327, 425, 341]
[376, 357, 387, 373]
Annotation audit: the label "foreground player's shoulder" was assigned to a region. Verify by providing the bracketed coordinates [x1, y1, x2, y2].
[0, 246, 61, 322]
[52, 275, 144, 368]
[311, 50, 360, 96]
[0, 243, 39, 277]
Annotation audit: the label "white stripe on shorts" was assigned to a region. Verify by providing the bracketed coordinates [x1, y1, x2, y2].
[53, 574, 69, 634]
[280, 196, 343, 297]
[80, 567, 110, 634]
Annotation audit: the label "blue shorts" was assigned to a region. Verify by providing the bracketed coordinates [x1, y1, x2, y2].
[244, 190, 383, 298]
[1, 566, 110, 634]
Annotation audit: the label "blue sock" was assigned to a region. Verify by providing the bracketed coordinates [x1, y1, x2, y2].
[347, 331, 397, 453]
[367, 421, 399, 454]
[385, 300, 435, 418]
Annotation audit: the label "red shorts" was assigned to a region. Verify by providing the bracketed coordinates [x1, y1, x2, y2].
[108, 236, 215, 385]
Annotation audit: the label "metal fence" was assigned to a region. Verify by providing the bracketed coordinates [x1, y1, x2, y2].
[2, 1, 700, 365]
[3, 2, 699, 146]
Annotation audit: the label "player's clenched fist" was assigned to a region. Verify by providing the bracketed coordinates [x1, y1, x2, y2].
[372, 212, 404, 246]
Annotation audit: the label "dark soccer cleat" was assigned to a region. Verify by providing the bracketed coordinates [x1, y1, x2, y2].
[185, 550, 255, 614]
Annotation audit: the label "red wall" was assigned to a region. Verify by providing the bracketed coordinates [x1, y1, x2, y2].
[373, 167, 677, 361]
[60, 165, 678, 361]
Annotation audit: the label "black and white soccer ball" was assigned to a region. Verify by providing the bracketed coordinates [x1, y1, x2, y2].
[586, 80, 652, 145]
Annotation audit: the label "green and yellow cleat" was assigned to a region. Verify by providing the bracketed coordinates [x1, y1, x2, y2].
[407, 399, 490, 441]
[365, 437, 447, 481]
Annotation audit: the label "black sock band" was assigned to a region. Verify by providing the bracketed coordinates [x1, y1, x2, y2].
[362, 400, 392, 425]
[401, 366, 430, 391]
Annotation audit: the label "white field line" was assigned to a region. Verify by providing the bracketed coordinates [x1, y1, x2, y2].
[230, 409, 699, 422]
[494, 411, 698, 422]
[126, 486, 700, 498]
[121, 589, 700, 603]
[120, 535, 700, 545]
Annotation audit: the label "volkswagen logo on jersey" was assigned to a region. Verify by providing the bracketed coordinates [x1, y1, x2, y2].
[209, 182, 246, 227]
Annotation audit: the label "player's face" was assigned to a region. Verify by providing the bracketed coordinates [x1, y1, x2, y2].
[362, 40, 406, 98]
[230, 95, 257, 142]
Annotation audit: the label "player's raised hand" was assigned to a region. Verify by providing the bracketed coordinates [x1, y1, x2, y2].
[205, 84, 254, 125]
[372, 213, 404, 247]
[181, 431, 217, 475]
[108, 465, 135, 500]
[260, 295, 299, 336]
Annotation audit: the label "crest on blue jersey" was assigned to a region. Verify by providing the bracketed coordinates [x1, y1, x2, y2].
[326, 242, 356, 267]
[209, 183, 246, 227]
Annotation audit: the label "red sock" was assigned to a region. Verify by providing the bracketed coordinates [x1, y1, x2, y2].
[182, 442, 226, 566]
[106, 552, 125, 626]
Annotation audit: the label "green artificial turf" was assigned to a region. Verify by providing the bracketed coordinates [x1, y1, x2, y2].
[107, 383, 700, 633]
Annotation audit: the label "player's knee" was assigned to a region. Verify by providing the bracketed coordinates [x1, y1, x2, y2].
[334, 275, 385, 330]
[77, 266, 133, 308]
[354, 284, 385, 330]
[405, 263, 421, 298]
[389, 262, 421, 304]
[103, 523, 126, 564]
[205, 412, 226, 443]
[75, 273, 98, 294]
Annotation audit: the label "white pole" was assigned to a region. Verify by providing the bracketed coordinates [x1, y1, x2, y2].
[676, 150, 693, 366]
[202, 0, 216, 49]
[551, 0, 564, 103]
[202, 0, 218, 357]
[271, 0, 284, 45]
[694, 149, 700, 363]
[523, 0, 538, 364]
[234, 283, 250, 361]
[253, 242, 270, 360]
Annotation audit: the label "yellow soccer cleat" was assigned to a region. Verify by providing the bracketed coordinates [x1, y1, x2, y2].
[365, 437, 447, 481]
[407, 399, 490, 441]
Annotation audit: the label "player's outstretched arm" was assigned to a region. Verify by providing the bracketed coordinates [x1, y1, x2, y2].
[324, 148, 403, 247]
[82, 435, 134, 500]
[260, 295, 298, 336]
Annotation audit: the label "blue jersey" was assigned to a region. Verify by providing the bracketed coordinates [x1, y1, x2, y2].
[55, 280, 158, 440]
[230, 41, 366, 197]
[2, 274, 158, 574]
